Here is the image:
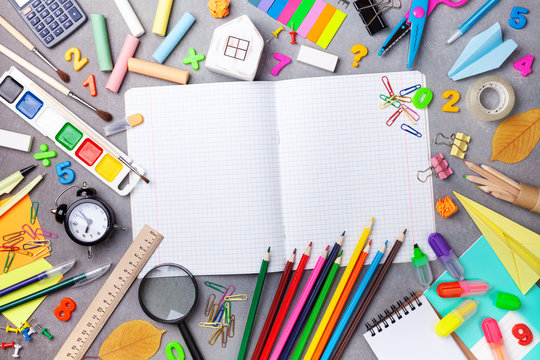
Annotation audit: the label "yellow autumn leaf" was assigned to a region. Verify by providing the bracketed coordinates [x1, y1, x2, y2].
[98, 320, 165, 360]
[491, 108, 540, 164]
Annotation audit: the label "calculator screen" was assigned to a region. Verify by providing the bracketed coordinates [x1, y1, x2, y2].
[14, 0, 31, 7]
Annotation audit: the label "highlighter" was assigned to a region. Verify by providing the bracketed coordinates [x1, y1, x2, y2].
[428, 232, 465, 280]
[435, 299, 478, 337]
[437, 280, 490, 298]
[482, 318, 506, 360]
[411, 243, 433, 287]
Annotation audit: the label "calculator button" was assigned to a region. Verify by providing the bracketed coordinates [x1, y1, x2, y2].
[36, 4, 45, 12]
[39, 28, 50, 37]
[23, 6, 32, 15]
[53, 27, 64, 36]
[50, 3, 59, 11]
[44, 34, 54, 44]
[49, 21, 59, 30]
[58, 14, 68, 22]
[30, 16, 41, 25]
[44, 15, 54, 24]
[63, 20, 73, 29]
[67, 8, 82, 22]
[26, 11, 36, 20]
[54, 9, 63, 16]
[58, 0, 67, 3]
[46, 0, 54, 4]
[35, 22, 45, 31]
[32, 0, 42, 6]
[40, 9, 50, 18]
[63, 1, 73, 10]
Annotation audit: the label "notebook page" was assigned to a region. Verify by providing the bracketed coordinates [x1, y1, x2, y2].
[126, 83, 285, 275]
[363, 295, 467, 360]
[276, 72, 435, 267]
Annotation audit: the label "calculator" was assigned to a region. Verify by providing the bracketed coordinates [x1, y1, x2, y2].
[8, 0, 87, 48]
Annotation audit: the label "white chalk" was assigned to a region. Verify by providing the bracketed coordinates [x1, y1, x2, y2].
[0, 129, 33, 152]
[297, 45, 338, 72]
[113, 0, 145, 37]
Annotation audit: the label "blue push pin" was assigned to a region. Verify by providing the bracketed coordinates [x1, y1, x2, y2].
[21, 328, 31, 341]
[56, 161, 76, 184]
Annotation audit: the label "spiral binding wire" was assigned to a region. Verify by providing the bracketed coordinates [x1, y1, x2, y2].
[365, 292, 422, 336]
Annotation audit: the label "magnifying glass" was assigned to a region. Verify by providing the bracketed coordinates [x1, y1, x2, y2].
[139, 263, 204, 360]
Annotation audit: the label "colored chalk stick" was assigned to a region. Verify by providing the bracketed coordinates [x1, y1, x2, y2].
[90, 14, 113, 72]
[289, 0, 317, 29]
[297, 0, 326, 37]
[152, 12, 196, 64]
[128, 57, 189, 84]
[268, 0, 290, 20]
[306, 4, 336, 43]
[152, 0, 174, 36]
[317, 9, 346, 49]
[277, 0, 303, 25]
[106, 34, 139, 93]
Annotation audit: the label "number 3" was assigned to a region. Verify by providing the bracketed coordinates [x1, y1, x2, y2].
[509, 7, 529, 29]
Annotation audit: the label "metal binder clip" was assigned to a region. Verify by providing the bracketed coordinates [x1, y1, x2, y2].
[417, 153, 453, 182]
[356, 0, 402, 26]
[434, 133, 471, 159]
[354, 0, 395, 35]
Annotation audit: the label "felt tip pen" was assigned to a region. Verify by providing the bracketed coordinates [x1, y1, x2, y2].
[411, 243, 433, 287]
[437, 280, 490, 298]
[0, 264, 110, 312]
[428, 232, 464, 280]
[482, 318, 506, 360]
[447, 0, 501, 44]
[0, 165, 36, 196]
[0, 259, 76, 298]
[435, 299, 478, 337]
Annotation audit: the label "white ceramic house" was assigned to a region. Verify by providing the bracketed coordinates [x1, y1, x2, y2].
[206, 15, 264, 81]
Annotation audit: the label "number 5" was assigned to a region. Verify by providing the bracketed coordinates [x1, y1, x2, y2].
[509, 7, 529, 29]
[56, 160, 76, 184]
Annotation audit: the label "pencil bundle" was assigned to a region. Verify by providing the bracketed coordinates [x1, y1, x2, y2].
[463, 161, 540, 214]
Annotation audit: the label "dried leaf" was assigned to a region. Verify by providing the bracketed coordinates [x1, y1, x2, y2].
[491, 109, 540, 163]
[99, 320, 165, 360]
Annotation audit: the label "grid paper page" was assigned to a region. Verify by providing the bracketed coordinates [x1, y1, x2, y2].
[276, 72, 435, 267]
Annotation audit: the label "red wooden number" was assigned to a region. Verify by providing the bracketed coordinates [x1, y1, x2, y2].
[82, 74, 97, 97]
[512, 323, 533, 346]
[54, 297, 77, 321]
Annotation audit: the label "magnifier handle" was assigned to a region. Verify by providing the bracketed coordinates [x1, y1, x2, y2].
[178, 321, 204, 360]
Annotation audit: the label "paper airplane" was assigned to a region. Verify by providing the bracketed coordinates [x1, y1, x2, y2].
[454, 192, 540, 295]
[448, 23, 517, 81]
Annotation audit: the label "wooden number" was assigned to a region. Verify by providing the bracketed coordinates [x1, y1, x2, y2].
[82, 74, 97, 96]
[509, 7, 528, 29]
[271, 53, 291, 77]
[55, 297, 77, 321]
[442, 90, 460, 113]
[65, 47, 88, 71]
[514, 55, 534, 77]
[512, 323, 533, 346]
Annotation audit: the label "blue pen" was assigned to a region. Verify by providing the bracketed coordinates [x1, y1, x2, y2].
[320, 241, 387, 360]
[447, 0, 501, 44]
[0, 259, 75, 297]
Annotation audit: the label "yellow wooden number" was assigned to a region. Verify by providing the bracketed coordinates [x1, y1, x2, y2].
[64, 47, 88, 71]
[442, 90, 460, 113]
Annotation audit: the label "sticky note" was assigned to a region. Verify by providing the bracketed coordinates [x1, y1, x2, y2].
[95, 154, 123, 182]
[55, 123, 83, 151]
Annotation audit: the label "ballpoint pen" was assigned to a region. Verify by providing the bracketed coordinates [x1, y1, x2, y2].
[0, 165, 36, 196]
[0, 260, 76, 297]
[447, 0, 501, 44]
[0, 173, 44, 217]
[0, 264, 110, 312]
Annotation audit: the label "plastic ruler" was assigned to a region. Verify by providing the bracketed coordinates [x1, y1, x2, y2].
[54, 225, 163, 360]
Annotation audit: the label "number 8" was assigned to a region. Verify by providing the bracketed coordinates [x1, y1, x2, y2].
[509, 7, 529, 30]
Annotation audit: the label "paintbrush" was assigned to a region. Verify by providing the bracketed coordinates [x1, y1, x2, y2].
[0, 43, 112, 122]
[0, 16, 69, 83]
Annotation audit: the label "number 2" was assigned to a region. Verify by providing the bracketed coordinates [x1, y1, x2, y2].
[509, 7, 529, 29]
[442, 90, 460, 113]
[514, 55, 534, 77]
[65, 47, 88, 71]
[512, 323, 533, 346]
[271, 53, 291, 77]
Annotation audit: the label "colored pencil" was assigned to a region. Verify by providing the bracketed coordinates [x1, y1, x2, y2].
[320, 241, 386, 360]
[251, 249, 296, 360]
[312, 240, 372, 359]
[464, 161, 519, 197]
[304, 218, 373, 360]
[480, 164, 520, 190]
[292, 252, 342, 360]
[329, 229, 407, 360]
[278, 232, 345, 360]
[271, 246, 329, 360]
[489, 190, 517, 203]
[463, 175, 504, 189]
[260, 243, 312, 360]
[238, 247, 270, 360]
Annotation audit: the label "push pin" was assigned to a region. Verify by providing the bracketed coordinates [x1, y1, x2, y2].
[5, 325, 19, 334]
[417, 153, 453, 182]
[11, 344, 21, 358]
[289, 23, 297, 44]
[1, 341, 14, 350]
[19, 321, 30, 330]
[266, 26, 284, 43]
[20, 328, 32, 341]
[36, 324, 53, 340]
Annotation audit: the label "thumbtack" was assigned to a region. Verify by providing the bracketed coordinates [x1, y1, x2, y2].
[20, 328, 31, 341]
[27, 327, 36, 336]
[19, 321, 30, 330]
[5, 325, 19, 334]
[289, 23, 297, 44]
[1, 341, 14, 350]
[266, 26, 284, 43]
[36, 324, 53, 340]
[11, 344, 21, 358]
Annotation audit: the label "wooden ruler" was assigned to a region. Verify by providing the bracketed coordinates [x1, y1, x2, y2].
[54, 225, 163, 360]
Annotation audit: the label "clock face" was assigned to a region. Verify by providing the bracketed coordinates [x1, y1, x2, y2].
[67, 201, 111, 244]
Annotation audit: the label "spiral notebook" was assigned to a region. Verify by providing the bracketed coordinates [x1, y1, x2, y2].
[363, 293, 468, 360]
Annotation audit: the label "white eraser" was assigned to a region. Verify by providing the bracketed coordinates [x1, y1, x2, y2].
[297, 45, 338, 72]
[113, 0, 145, 37]
[0, 129, 33, 152]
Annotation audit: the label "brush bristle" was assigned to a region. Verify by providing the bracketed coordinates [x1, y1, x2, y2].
[96, 109, 113, 122]
[56, 69, 70, 82]
[141, 174, 150, 184]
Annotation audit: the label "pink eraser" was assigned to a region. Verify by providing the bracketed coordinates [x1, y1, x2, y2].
[106, 34, 139, 93]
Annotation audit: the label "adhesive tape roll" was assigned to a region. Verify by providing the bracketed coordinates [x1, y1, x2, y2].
[466, 76, 515, 121]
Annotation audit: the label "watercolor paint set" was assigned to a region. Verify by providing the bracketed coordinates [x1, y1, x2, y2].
[0, 67, 144, 195]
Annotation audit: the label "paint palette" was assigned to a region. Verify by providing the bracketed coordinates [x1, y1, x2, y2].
[0, 67, 143, 196]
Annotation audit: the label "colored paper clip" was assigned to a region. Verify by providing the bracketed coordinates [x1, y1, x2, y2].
[386, 107, 403, 126]
[204, 281, 227, 293]
[205, 294, 216, 316]
[209, 327, 224, 345]
[30, 201, 39, 225]
[199, 322, 222, 329]
[400, 84, 421, 96]
[3, 251, 15, 273]
[223, 301, 231, 325]
[394, 95, 411, 103]
[417, 153, 453, 182]
[218, 285, 236, 305]
[379, 94, 400, 109]
[221, 325, 228, 348]
[35, 228, 59, 239]
[3, 236, 24, 246]
[1, 245, 18, 252]
[3, 231, 25, 242]
[381, 75, 394, 96]
[401, 123, 422, 138]
[31, 245, 50, 259]
[213, 304, 225, 323]
[224, 294, 248, 301]
[208, 303, 219, 322]
[17, 248, 34, 257]
[22, 224, 37, 239]
[23, 240, 50, 250]
[401, 104, 420, 125]
[227, 314, 235, 338]
[379, 95, 401, 109]
[434, 133, 471, 159]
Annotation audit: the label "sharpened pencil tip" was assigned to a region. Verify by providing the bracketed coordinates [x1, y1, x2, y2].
[368, 239, 372, 245]
[385, 240, 388, 245]
[267, 247, 271, 252]
[325, 245, 330, 250]
[403, 229, 407, 235]
[341, 231, 345, 236]
[293, 248, 296, 254]
[309, 241, 312, 247]
[371, 217, 374, 222]
[463, 175, 467, 178]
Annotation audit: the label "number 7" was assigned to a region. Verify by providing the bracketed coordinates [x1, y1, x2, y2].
[271, 53, 291, 77]
[509, 7, 529, 29]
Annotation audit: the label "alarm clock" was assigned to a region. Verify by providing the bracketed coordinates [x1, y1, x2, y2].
[51, 182, 125, 258]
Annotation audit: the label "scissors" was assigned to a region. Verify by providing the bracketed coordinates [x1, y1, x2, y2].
[379, 0, 469, 68]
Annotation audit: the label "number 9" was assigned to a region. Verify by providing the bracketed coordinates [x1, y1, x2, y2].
[509, 7, 529, 30]
[512, 323, 533, 346]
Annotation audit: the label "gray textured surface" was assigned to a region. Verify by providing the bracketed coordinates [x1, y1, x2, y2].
[1, 0, 539, 359]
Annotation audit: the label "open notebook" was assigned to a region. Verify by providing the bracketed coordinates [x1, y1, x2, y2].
[125, 72, 435, 276]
